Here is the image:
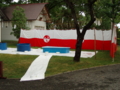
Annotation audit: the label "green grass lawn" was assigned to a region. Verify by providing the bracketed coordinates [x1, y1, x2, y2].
[0, 40, 120, 79]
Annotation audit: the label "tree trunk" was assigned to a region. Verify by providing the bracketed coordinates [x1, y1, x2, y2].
[64, 0, 97, 62]
[73, 35, 84, 62]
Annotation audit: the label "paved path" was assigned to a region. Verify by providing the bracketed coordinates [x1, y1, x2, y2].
[0, 64, 120, 90]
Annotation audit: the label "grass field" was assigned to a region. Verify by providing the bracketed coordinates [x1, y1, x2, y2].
[0, 41, 120, 79]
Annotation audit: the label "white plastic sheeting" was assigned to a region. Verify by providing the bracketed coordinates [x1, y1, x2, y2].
[20, 54, 53, 81]
[0, 48, 97, 58]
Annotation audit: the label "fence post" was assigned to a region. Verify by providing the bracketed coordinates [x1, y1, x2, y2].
[0, 61, 6, 79]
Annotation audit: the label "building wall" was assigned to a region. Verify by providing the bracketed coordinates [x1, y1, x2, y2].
[32, 14, 46, 30]
[1, 21, 18, 41]
[31, 20, 46, 30]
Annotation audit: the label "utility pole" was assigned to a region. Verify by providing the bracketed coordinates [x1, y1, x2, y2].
[0, 16, 1, 42]
[0, 61, 6, 79]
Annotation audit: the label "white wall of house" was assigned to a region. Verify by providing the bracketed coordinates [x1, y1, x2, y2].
[27, 14, 46, 30]
[30, 20, 46, 30]
[31, 14, 46, 30]
[1, 21, 18, 41]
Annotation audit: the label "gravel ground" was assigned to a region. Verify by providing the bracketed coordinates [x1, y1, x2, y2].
[0, 64, 120, 90]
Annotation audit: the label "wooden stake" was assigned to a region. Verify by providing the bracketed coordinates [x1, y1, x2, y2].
[94, 28, 96, 59]
[0, 61, 6, 79]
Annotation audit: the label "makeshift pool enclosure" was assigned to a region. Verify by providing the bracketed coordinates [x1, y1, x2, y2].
[19, 29, 117, 57]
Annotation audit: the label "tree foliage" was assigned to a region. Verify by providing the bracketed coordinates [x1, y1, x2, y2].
[11, 6, 28, 39]
[94, 0, 120, 29]
[0, 0, 13, 8]
[47, 0, 88, 29]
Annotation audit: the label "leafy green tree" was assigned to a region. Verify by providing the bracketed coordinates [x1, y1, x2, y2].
[46, 0, 87, 29]
[94, 0, 120, 29]
[11, 6, 28, 39]
[0, 0, 13, 8]
[0, 0, 13, 4]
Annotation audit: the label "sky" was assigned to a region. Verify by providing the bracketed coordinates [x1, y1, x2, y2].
[14, 0, 18, 2]
[117, 23, 120, 28]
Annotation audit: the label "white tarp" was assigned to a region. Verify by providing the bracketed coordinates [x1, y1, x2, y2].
[20, 54, 53, 81]
[20, 29, 111, 40]
[0, 48, 97, 58]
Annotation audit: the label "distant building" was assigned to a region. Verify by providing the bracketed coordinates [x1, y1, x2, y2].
[0, 3, 50, 41]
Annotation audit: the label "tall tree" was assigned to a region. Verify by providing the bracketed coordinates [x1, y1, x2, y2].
[64, 0, 97, 62]
[11, 6, 28, 39]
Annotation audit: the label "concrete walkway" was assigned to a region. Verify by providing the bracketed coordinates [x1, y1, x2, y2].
[0, 64, 120, 90]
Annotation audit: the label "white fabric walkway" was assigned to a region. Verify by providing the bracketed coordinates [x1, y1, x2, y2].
[20, 54, 53, 81]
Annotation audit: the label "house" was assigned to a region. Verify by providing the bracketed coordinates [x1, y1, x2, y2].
[0, 8, 9, 42]
[0, 3, 50, 41]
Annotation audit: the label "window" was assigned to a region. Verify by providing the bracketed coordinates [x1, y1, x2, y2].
[39, 17, 42, 21]
[35, 26, 44, 30]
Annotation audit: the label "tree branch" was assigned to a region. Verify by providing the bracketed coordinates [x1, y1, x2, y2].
[82, 0, 97, 35]
[91, 0, 97, 4]
[64, 0, 80, 36]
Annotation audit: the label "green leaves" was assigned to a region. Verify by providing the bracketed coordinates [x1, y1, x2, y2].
[11, 6, 28, 39]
